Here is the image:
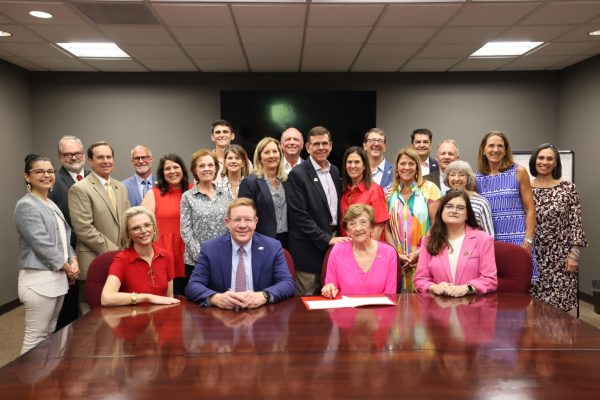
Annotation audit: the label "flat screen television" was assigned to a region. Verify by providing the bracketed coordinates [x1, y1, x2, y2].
[220, 90, 377, 169]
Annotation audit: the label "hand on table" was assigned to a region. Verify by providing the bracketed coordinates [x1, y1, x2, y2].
[321, 283, 339, 298]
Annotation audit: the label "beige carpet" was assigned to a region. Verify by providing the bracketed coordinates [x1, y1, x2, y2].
[1, 299, 600, 368]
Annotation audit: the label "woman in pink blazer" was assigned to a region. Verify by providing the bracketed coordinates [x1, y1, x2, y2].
[414, 190, 497, 297]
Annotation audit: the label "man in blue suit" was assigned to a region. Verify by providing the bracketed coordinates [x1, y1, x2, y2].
[411, 128, 439, 176]
[363, 128, 394, 192]
[185, 197, 295, 309]
[122, 145, 155, 206]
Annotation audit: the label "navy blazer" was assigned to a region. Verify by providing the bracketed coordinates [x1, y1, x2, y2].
[185, 233, 295, 306]
[238, 174, 289, 239]
[427, 157, 439, 174]
[286, 158, 341, 274]
[378, 160, 394, 191]
[122, 174, 155, 207]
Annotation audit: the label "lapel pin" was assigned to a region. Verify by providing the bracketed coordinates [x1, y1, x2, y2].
[258, 246, 264, 251]
[313, 178, 319, 182]
[464, 251, 469, 256]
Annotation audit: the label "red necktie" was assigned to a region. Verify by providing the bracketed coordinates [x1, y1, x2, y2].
[235, 247, 246, 292]
[76, 174, 83, 181]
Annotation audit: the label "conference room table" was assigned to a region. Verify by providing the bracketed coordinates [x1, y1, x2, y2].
[1, 293, 599, 399]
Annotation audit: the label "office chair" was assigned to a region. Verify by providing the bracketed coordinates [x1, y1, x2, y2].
[84, 250, 120, 311]
[494, 241, 533, 294]
[282, 248, 296, 280]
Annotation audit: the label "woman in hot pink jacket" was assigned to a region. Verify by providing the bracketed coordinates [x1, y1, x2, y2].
[414, 190, 497, 297]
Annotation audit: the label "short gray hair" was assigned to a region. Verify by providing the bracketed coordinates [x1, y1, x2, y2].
[437, 139, 460, 157]
[57, 135, 84, 153]
[444, 160, 476, 191]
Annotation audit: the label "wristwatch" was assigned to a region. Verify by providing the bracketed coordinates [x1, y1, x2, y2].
[524, 237, 533, 245]
[262, 291, 272, 303]
[466, 284, 476, 295]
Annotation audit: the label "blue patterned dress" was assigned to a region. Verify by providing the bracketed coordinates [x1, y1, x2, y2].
[476, 164, 537, 280]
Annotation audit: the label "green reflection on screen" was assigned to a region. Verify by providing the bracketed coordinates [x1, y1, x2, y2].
[270, 103, 296, 130]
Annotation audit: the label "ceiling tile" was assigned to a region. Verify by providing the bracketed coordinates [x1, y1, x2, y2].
[0, 24, 45, 43]
[496, 25, 574, 42]
[244, 44, 300, 60]
[401, 57, 460, 72]
[100, 26, 175, 45]
[28, 24, 109, 43]
[239, 27, 302, 45]
[0, 1, 88, 25]
[450, 57, 513, 71]
[28, 57, 97, 71]
[141, 58, 197, 72]
[379, 4, 461, 27]
[449, 3, 540, 26]
[195, 58, 248, 72]
[368, 27, 437, 45]
[351, 57, 404, 72]
[553, 24, 600, 42]
[0, 14, 11, 23]
[417, 43, 480, 58]
[233, 5, 306, 26]
[429, 26, 504, 44]
[521, 2, 600, 25]
[120, 44, 187, 59]
[84, 59, 148, 72]
[249, 56, 300, 72]
[0, 55, 45, 70]
[499, 55, 574, 71]
[151, 4, 232, 26]
[549, 54, 595, 69]
[302, 44, 360, 71]
[360, 44, 420, 59]
[0, 42, 68, 57]
[301, 58, 352, 72]
[530, 41, 600, 56]
[580, 44, 600, 55]
[308, 5, 383, 27]
[171, 27, 239, 45]
[305, 27, 369, 44]
[185, 44, 245, 60]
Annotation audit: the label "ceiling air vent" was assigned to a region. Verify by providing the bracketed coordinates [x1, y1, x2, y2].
[72, 2, 159, 25]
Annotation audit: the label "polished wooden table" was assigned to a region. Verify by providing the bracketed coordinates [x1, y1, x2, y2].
[2, 294, 599, 399]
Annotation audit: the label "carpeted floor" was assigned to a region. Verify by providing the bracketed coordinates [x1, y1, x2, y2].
[1, 298, 599, 368]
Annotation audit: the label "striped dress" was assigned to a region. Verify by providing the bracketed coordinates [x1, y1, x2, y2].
[386, 181, 441, 292]
[470, 192, 495, 238]
[476, 164, 537, 279]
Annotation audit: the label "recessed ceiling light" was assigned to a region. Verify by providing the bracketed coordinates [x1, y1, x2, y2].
[29, 11, 53, 19]
[589, 30, 600, 36]
[470, 41, 544, 57]
[0, 30, 13, 37]
[57, 42, 130, 59]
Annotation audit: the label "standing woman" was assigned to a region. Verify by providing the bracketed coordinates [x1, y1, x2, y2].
[15, 154, 79, 354]
[529, 144, 587, 311]
[217, 144, 250, 199]
[340, 146, 389, 240]
[141, 154, 191, 296]
[475, 131, 536, 277]
[238, 137, 290, 249]
[181, 149, 231, 278]
[385, 147, 441, 292]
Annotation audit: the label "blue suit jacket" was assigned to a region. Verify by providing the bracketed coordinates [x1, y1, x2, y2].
[185, 233, 295, 306]
[122, 175, 155, 207]
[379, 160, 394, 191]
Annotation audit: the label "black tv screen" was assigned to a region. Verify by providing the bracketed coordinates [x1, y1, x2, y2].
[220, 91, 377, 169]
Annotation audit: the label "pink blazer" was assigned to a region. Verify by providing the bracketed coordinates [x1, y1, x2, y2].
[414, 226, 497, 294]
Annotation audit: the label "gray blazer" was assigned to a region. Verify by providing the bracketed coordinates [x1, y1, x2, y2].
[15, 193, 75, 271]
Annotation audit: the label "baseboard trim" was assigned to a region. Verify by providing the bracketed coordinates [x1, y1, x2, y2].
[0, 299, 21, 316]
[580, 291, 593, 304]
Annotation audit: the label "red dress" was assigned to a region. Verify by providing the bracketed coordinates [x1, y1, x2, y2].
[340, 181, 390, 238]
[153, 186, 188, 278]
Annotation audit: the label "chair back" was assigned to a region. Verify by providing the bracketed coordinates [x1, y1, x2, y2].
[494, 241, 532, 293]
[282, 248, 296, 279]
[319, 246, 335, 289]
[85, 250, 120, 309]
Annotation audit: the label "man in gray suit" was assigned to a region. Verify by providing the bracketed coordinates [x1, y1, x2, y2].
[69, 141, 130, 303]
[424, 139, 460, 195]
[122, 145, 155, 206]
[49, 135, 88, 328]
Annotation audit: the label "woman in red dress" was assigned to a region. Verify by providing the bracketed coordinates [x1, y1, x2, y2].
[142, 154, 191, 295]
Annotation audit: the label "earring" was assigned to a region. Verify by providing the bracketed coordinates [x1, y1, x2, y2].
[26, 183, 31, 192]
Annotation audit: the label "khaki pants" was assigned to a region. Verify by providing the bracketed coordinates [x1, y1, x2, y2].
[295, 271, 321, 296]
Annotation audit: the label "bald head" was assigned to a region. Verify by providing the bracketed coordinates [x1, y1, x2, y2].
[281, 127, 304, 160]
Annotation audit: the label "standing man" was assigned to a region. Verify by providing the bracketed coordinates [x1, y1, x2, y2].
[280, 127, 304, 173]
[122, 145, 155, 206]
[185, 198, 295, 308]
[287, 126, 350, 295]
[363, 128, 393, 192]
[424, 139, 460, 195]
[211, 119, 235, 180]
[411, 128, 438, 176]
[49, 135, 88, 329]
[69, 142, 130, 303]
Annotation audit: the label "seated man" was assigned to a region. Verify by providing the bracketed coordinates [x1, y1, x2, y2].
[185, 197, 295, 309]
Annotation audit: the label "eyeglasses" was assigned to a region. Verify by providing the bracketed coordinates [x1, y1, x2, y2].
[229, 217, 256, 225]
[60, 152, 84, 160]
[129, 222, 154, 234]
[309, 141, 331, 148]
[444, 204, 467, 212]
[132, 156, 152, 163]
[366, 138, 385, 145]
[29, 169, 55, 176]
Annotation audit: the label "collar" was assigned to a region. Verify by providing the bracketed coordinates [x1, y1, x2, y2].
[66, 169, 84, 182]
[134, 174, 153, 185]
[123, 243, 164, 263]
[309, 156, 330, 173]
[346, 180, 367, 193]
[92, 171, 110, 187]
[375, 158, 386, 172]
[421, 159, 430, 167]
[231, 237, 253, 255]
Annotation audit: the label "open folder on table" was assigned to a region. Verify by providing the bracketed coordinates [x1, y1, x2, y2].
[301, 295, 396, 310]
